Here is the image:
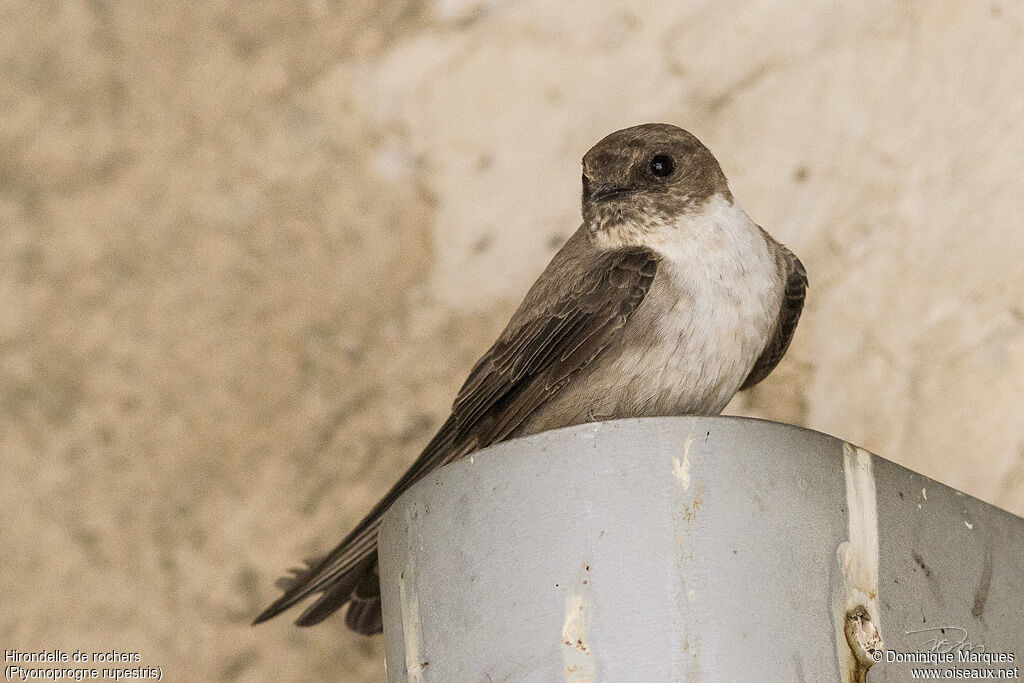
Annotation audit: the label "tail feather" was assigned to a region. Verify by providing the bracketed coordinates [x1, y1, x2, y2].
[290, 559, 382, 633]
[273, 555, 327, 593]
[253, 415, 464, 630]
[293, 557, 376, 627]
[343, 563, 383, 634]
[345, 595, 383, 635]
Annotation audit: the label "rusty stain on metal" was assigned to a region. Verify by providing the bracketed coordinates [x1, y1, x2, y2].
[844, 605, 883, 682]
[834, 444, 884, 683]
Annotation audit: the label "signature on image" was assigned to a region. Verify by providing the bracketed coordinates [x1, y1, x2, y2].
[906, 627, 985, 655]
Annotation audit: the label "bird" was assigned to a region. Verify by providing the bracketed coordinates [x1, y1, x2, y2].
[253, 123, 807, 634]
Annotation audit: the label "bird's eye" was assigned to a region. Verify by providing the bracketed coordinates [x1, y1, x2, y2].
[649, 154, 675, 177]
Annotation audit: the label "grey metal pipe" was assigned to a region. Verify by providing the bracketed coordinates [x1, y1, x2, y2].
[378, 417, 1024, 681]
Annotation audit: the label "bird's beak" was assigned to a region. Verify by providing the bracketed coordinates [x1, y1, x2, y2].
[589, 184, 636, 203]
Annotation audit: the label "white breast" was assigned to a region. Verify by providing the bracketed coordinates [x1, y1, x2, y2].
[605, 195, 783, 416]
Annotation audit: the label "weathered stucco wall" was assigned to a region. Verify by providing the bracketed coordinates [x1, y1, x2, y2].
[2, 0, 1023, 680]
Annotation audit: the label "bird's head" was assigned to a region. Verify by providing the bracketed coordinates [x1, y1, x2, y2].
[581, 123, 733, 248]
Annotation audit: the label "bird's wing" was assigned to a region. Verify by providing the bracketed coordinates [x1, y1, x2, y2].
[451, 244, 659, 445]
[741, 240, 807, 390]
[254, 241, 660, 626]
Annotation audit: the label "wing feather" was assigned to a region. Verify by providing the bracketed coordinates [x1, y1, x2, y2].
[255, 240, 660, 627]
[741, 240, 807, 390]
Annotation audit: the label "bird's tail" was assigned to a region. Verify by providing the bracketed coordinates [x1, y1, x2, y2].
[293, 556, 382, 633]
[253, 552, 382, 633]
[253, 415, 465, 632]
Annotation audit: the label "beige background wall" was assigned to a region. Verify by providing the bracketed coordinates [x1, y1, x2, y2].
[3, 0, 1023, 680]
